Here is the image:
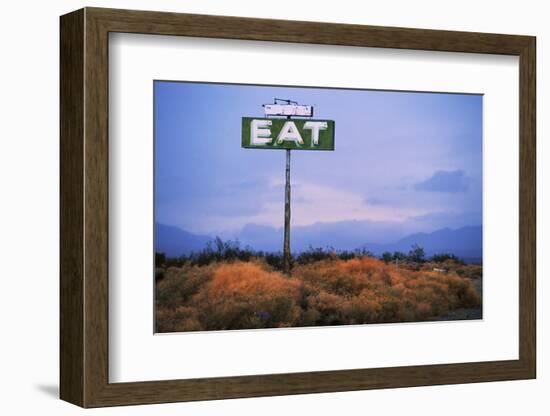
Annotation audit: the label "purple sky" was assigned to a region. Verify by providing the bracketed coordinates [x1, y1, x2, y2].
[155, 81, 482, 242]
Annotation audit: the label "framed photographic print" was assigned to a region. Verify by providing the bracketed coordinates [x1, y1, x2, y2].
[60, 7, 536, 408]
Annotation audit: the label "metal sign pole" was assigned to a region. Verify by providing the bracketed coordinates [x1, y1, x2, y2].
[283, 148, 291, 274]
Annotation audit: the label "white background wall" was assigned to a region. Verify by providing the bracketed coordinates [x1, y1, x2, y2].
[0, 0, 546, 414]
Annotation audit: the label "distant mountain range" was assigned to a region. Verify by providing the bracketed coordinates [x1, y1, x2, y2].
[155, 223, 211, 257]
[364, 226, 482, 262]
[155, 222, 482, 263]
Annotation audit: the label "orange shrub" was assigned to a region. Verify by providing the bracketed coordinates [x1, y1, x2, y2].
[155, 306, 201, 333]
[193, 262, 302, 330]
[155, 256, 482, 332]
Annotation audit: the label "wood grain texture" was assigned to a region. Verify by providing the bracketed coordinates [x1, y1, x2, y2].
[59, 7, 537, 408]
[59, 8, 84, 407]
[83, 10, 110, 406]
[518, 38, 536, 376]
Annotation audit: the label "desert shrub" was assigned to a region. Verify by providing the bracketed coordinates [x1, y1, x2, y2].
[262, 252, 285, 270]
[191, 237, 255, 266]
[431, 253, 464, 264]
[294, 258, 379, 297]
[381, 252, 393, 263]
[155, 306, 201, 332]
[159, 239, 379, 273]
[155, 255, 482, 332]
[192, 262, 302, 330]
[155, 264, 215, 310]
[339, 290, 382, 324]
[408, 244, 426, 263]
[463, 264, 482, 279]
[295, 246, 335, 264]
[154, 267, 165, 281]
[392, 251, 407, 262]
[155, 252, 166, 266]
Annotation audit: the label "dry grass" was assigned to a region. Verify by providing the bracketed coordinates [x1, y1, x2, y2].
[155, 257, 481, 332]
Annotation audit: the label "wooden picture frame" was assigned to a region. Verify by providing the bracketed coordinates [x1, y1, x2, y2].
[60, 7, 536, 408]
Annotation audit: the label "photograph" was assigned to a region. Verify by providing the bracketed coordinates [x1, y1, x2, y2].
[153, 81, 483, 333]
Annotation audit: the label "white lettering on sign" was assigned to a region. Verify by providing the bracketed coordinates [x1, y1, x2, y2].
[264, 104, 313, 117]
[251, 119, 272, 145]
[303, 121, 328, 146]
[276, 121, 304, 146]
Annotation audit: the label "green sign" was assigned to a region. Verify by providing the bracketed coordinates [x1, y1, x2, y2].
[241, 117, 335, 150]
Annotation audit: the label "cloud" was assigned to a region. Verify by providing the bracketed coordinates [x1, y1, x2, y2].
[222, 179, 428, 230]
[414, 170, 469, 193]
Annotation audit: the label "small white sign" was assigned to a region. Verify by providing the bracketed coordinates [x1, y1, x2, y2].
[264, 104, 313, 117]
